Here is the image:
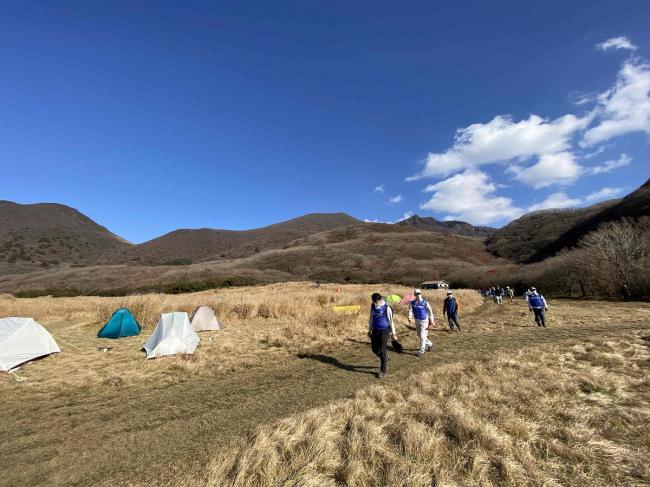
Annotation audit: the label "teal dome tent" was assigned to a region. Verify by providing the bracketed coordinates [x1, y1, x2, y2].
[97, 307, 142, 338]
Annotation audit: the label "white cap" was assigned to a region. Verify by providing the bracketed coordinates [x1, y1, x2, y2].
[447, 290, 453, 294]
[414, 288, 422, 295]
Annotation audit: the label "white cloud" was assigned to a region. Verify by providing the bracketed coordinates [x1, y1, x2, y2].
[569, 91, 599, 106]
[388, 194, 404, 204]
[364, 211, 414, 224]
[406, 40, 644, 219]
[582, 146, 607, 159]
[408, 113, 592, 179]
[585, 187, 623, 202]
[527, 192, 582, 212]
[374, 184, 385, 193]
[582, 61, 650, 146]
[596, 36, 638, 52]
[588, 153, 632, 174]
[510, 152, 583, 188]
[421, 170, 523, 225]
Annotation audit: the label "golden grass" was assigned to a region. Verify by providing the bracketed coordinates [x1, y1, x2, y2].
[180, 333, 650, 487]
[2, 285, 648, 486]
[0, 283, 482, 388]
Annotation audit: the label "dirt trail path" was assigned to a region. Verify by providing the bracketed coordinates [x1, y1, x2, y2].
[1, 300, 649, 486]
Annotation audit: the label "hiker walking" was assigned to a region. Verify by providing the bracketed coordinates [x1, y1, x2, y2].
[408, 289, 434, 357]
[622, 284, 631, 303]
[442, 290, 461, 331]
[506, 286, 514, 304]
[528, 287, 548, 327]
[368, 293, 397, 379]
[494, 286, 503, 305]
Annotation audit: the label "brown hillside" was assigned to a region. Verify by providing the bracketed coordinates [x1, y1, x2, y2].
[0, 223, 502, 295]
[0, 201, 129, 273]
[397, 214, 496, 238]
[485, 199, 619, 263]
[527, 178, 650, 261]
[124, 213, 363, 264]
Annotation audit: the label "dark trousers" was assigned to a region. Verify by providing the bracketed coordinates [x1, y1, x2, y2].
[447, 313, 460, 331]
[371, 329, 390, 373]
[533, 308, 546, 327]
[623, 294, 631, 303]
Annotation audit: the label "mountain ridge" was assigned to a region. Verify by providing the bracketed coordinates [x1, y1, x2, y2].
[1, 178, 648, 279]
[397, 215, 496, 238]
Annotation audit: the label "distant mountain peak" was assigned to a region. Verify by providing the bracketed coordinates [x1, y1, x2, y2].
[396, 214, 496, 238]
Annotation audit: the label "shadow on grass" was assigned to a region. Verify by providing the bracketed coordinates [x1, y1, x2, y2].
[296, 353, 377, 375]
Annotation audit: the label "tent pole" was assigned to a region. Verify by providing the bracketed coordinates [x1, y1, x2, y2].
[49, 333, 82, 351]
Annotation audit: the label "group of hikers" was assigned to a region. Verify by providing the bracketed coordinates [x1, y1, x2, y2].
[481, 286, 515, 304]
[367, 286, 547, 379]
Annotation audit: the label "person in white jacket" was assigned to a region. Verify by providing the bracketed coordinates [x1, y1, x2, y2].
[408, 289, 434, 357]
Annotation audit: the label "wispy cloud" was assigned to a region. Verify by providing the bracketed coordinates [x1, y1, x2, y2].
[388, 194, 404, 204]
[585, 187, 623, 202]
[373, 184, 385, 193]
[527, 192, 582, 212]
[596, 36, 638, 51]
[363, 211, 413, 224]
[581, 61, 650, 147]
[588, 153, 632, 174]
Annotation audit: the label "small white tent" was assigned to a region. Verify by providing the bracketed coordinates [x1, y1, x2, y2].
[190, 305, 223, 332]
[0, 317, 61, 371]
[143, 312, 199, 359]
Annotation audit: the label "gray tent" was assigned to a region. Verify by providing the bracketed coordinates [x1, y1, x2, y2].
[190, 306, 223, 332]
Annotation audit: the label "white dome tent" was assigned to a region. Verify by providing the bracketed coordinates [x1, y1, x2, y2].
[190, 305, 223, 332]
[143, 312, 199, 359]
[0, 317, 61, 371]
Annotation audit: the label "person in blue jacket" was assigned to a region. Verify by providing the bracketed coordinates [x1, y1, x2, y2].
[442, 290, 461, 331]
[368, 292, 398, 379]
[528, 287, 549, 327]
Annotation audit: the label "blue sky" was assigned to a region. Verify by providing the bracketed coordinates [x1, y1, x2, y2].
[1, 1, 649, 242]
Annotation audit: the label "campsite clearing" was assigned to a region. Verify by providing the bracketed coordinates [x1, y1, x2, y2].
[0, 284, 648, 486]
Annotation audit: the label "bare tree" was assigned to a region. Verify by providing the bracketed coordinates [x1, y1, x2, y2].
[577, 217, 650, 291]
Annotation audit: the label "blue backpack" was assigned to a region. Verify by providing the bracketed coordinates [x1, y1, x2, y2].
[529, 294, 544, 308]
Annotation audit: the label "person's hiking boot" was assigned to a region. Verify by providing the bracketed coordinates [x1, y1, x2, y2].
[417, 351, 424, 357]
[425, 344, 432, 352]
[378, 371, 385, 379]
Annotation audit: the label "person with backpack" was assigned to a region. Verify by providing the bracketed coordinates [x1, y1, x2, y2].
[367, 293, 397, 379]
[442, 290, 461, 331]
[621, 284, 631, 303]
[408, 289, 434, 357]
[528, 287, 548, 327]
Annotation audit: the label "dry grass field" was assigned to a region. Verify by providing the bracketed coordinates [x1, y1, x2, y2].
[1, 283, 649, 486]
[184, 335, 650, 487]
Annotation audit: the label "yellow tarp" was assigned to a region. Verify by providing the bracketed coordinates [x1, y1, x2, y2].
[332, 305, 361, 313]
